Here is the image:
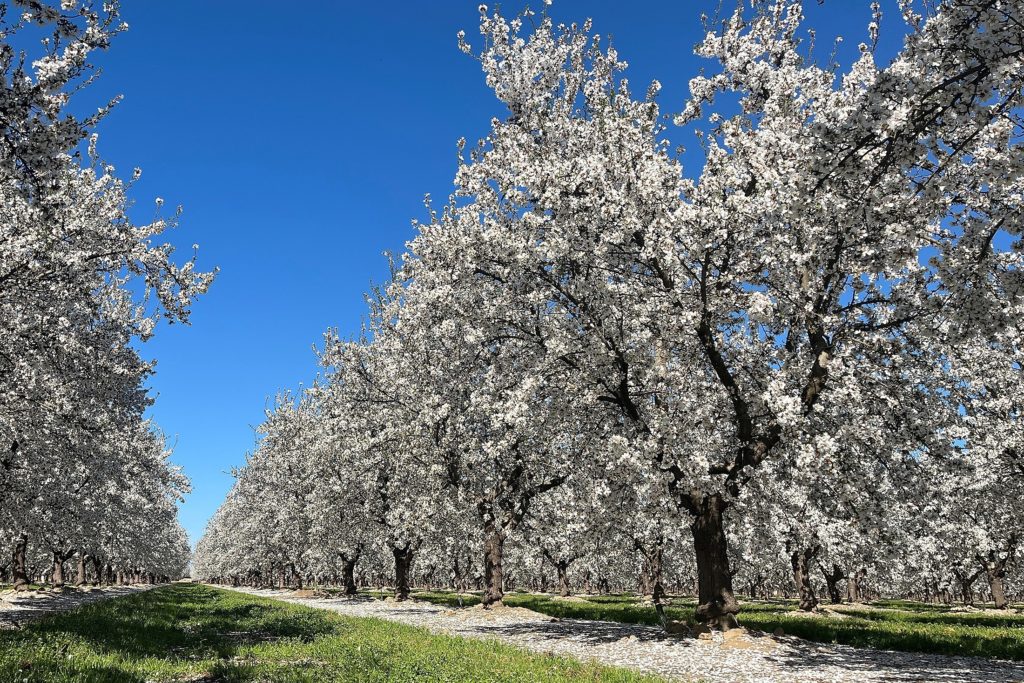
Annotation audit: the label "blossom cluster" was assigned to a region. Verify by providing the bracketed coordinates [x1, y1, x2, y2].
[197, 0, 1022, 616]
[0, 2, 213, 587]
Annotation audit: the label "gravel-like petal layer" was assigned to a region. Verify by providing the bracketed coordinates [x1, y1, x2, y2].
[226, 587, 1024, 683]
[0, 585, 155, 629]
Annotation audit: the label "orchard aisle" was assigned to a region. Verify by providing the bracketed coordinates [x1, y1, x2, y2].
[0, 585, 156, 629]
[223, 587, 1024, 683]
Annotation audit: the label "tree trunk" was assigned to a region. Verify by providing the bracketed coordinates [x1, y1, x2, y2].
[634, 535, 668, 624]
[481, 523, 506, 607]
[392, 544, 414, 601]
[790, 546, 819, 611]
[450, 555, 460, 590]
[557, 560, 571, 597]
[846, 568, 864, 602]
[983, 558, 1009, 610]
[342, 555, 359, 596]
[90, 556, 102, 586]
[51, 552, 66, 588]
[75, 554, 87, 587]
[635, 536, 666, 603]
[11, 534, 29, 591]
[819, 563, 844, 604]
[691, 494, 739, 629]
[954, 568, 981, 606]
[420, 562, 436, 590]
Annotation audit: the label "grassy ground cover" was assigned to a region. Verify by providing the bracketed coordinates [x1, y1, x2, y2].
[0, 583, 661, 682]
[373, 588, 1024, 661]
[411, 590, 671, 626]
[738, 609, 1024, 660]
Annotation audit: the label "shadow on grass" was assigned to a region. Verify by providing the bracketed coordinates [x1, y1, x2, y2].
[400, 589, 1024, 662]
[408, 591, 671, 627]
[470, 612, 1023, 683]
[741, 611, 1024, 662]
[838, 607, 1024, 629]
[0, 583, 346, 682]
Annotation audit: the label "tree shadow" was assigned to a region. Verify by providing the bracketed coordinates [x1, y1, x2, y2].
[484, 616, 684, 646]
[0, 586, 145, 629]
[767, 638, 1024, 682]
[0, 583, 345, 681]
[469, 614, 1024, 682]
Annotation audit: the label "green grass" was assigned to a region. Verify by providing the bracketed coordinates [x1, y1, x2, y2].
[834, 606, 1024, 629]
[395, 589, 1024, 661]
[398, 590, 685, 626]
[578, 594, 646, 605]
[870, 598, 956, 612]
[739, 610, 1024, 660]
[0, 583, 662, 682]
[0, 583, 45, 592]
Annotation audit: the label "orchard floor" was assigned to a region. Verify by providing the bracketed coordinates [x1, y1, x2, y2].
[0, 583, 658, 682]
[227, 586, 1024, 683]
[0, 584, 155, 629]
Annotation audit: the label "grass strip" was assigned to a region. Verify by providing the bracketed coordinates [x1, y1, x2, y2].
[0, 583, 662, 682]
[388, 589, 1024, 661]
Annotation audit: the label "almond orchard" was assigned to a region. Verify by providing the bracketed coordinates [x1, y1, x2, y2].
[195, 0, 1022, 629]
[2, 1, 1023, 681]
[0, 1, 213, 590]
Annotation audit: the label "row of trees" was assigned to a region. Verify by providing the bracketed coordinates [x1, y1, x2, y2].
[0, 2, 211, 589]
[196, 0, 1022, 628]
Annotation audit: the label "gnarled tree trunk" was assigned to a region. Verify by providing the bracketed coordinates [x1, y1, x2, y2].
[51, 551, 67, 588]
[819, 563, 844, 604]
[556, 560, 571, 597]
[634, 535, 667, 623]
[954, 567, 982, 606]
[12, 534, 29, 591]
[691, 494, 739, 629]
[90, 555, 103, 586]
[789, 545, 819, 611]
[341, 548, 361, 596]
[635, 536, 665, 600]
[982, 556, 1009, 610]
[75, 554, 88, 586]
[481, 522, 506, 607]
[542, 547, 576, 598]
[846, 567, 865, 603]
[977, 537, 1016, 610]
[392, 543, 414, 601]
[287, 563, 303, 589]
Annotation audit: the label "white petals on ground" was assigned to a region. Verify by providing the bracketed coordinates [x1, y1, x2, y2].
[0, 585, 155, 630]
[227, 588, 1024, 683]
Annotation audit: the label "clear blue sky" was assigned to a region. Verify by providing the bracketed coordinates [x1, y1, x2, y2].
[83, 1, 900, 545]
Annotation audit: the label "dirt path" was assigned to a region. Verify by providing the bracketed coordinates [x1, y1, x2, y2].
[0, 585, 155, 629]
[224, 586, 1024, 683]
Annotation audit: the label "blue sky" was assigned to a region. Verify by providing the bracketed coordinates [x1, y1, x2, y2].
[83, 1, 901, 545]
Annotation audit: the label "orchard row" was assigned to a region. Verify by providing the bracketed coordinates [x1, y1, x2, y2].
[0, 4, 212, 590]
[195, 0, 1023, 626]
